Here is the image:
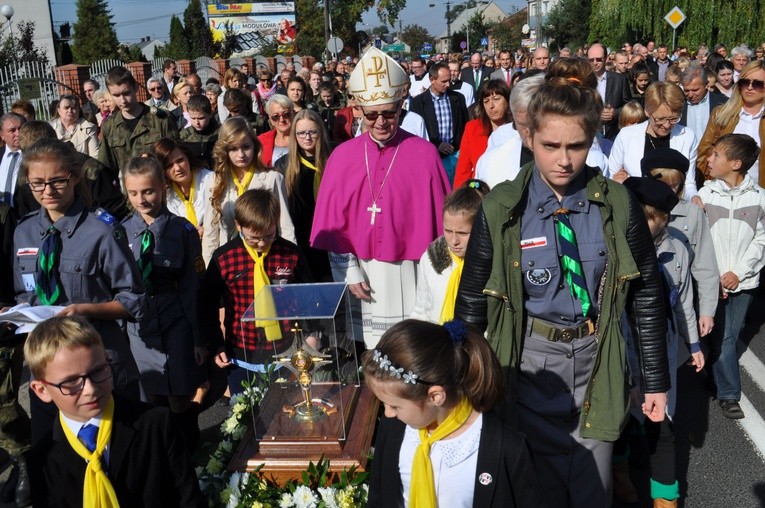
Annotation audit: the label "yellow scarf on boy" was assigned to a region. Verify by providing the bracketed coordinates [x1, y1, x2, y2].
[241, 239, 282, 341]
[439, 252, 464, 324]
[409, 397, 473, 508]
[59, 396, 119, 508]
[172, 174, 198, 226]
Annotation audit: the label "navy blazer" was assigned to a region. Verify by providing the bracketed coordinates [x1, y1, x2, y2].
[603, 71, 633, 140]
[680, 91, 728, 126]
[27, 396, 207, 508]
[367, 412, 543, 508]
[460, 65, 492, 91]
[409, 89, 470, 156]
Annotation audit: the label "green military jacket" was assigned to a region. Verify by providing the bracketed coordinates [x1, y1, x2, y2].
[481, 163, 650, 441]
[98, 105, 177, 173]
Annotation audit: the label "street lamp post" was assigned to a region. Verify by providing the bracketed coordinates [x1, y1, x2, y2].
[1, 5, 17, 71]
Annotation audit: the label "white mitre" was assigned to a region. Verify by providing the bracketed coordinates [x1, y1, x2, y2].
[347, 47, 408, 106]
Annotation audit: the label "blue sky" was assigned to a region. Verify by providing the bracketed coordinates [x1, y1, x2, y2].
[49, 0, 526, 46]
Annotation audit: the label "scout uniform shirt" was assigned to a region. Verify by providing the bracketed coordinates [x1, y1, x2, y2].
[520, 171, 608, 325]
[13, 199, 144, 393]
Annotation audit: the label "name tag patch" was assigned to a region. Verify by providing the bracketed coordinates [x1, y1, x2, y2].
[17, 247, 38, 256]
[521, 237, 547, 249]
[22, 273, 35, 292]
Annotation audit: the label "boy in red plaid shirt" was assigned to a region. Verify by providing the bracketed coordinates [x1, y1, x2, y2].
[201, 189, 311, 394]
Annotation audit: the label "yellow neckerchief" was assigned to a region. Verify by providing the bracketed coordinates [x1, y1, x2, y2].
[299, 155, 322, 200]
[410, 397, 474, 508]
[59, 397, 120, 508]
[172, 173, 198, 226]
[439, 252, 465, 324]
[241, 238, 282, 341]
[230, 165, 255, 197]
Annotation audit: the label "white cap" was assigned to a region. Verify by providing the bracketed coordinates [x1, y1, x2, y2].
[347, 47, 408, 106]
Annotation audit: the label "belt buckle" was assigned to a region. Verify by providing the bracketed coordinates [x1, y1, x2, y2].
[558, 328, 574, 343]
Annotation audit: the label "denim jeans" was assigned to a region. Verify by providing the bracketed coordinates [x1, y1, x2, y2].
[710, 289, 754, 401]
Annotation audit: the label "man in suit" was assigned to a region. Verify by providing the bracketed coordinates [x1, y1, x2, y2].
[80, 79, 99, 125]
[680, 61, 728, 142]
[144, 77, 172, 109]
[647, 44, 671, 82]
[158, 59, 179, 99]
[491, 49, 514, 85]
[588, 43, 632, 140]
[410, 62, 469, 158]
[0, 113, 24, 209]
[460, 52, 491, 92]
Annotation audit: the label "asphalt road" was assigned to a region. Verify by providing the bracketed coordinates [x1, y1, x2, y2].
[3, 296, 765, 507]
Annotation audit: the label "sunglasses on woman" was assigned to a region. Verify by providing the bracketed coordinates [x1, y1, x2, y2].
[738, 78, 765, 91]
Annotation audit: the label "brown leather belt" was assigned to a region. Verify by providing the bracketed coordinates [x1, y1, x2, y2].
[529, 317, 595, 343]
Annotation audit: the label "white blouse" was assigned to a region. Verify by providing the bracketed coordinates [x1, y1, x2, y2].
[165, 168, 214, 227]
[201, 169, 296, 264]
[399, 413, 482, 508]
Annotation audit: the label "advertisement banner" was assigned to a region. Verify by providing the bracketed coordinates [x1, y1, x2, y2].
[207, 2, 297, 56]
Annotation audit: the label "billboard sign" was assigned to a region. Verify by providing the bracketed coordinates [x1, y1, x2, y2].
[207, 2, 297, 56]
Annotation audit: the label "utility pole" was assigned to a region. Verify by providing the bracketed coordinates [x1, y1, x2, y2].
[324, 0, 331, 44]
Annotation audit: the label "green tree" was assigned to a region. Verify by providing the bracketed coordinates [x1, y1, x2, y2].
[294, 0, 408, 57]
[489, 7, 525, 53]
[164, 15, 191, 60]
[372, 25, 390, 37]
[401, 24, 433, 55]
[71, 0, 119, 64]
[455, 11, 489, 53]
[184, 0, 215, 58]
[589, 0, 765, 50]
[118, 44, 147, 63]
[0, 20, 49, 67]
[545, 0, 591, 50]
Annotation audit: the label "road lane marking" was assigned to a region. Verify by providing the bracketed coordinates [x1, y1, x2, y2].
[736, 394, 765, 462]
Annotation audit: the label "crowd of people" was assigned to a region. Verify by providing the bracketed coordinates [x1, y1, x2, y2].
[0, 36, 763, 507]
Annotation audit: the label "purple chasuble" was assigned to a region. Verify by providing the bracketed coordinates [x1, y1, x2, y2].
[311, 129, 450, 262]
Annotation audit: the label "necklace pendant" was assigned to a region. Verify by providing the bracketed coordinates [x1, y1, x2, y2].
[367, 203, 381, 225]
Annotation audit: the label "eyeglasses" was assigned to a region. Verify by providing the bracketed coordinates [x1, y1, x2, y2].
[260, 78, 273, 83]
[588, 57, 604, 63]
[650, 114, 681, 126]
[738, 78, 765, 91]
[347, 95, 355, 100]
[148, 87, 162, 92]
[361, 108, 398, 121]
[270, 112, 292, 121]
[242, 231, 277, 245]
[28, 175, 72, 192]
[296, 130, 319, 139]
[41, 362, 113, 395]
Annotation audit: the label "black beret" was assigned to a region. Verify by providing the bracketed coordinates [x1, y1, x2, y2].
[640, 148, 690, 177]
[623, 177, 679, 214]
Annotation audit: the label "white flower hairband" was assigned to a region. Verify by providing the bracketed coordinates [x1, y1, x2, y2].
[372, 349, 421, 384]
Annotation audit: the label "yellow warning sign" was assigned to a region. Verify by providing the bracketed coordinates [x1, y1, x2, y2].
[664, 6, 686, 29]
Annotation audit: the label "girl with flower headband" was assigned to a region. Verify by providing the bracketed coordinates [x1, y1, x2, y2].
[363, 319, 541, 508]
[410, 179, 489, 324]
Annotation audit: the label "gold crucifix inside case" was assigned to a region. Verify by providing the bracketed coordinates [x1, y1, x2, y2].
[274, 323, 337, 421]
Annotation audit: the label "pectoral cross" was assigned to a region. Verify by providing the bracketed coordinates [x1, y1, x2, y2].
[367, 203, 381, 225]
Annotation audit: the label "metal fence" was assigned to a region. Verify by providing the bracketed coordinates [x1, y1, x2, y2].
[89, 59, 123, 90]
[0, 60, 73, 120]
